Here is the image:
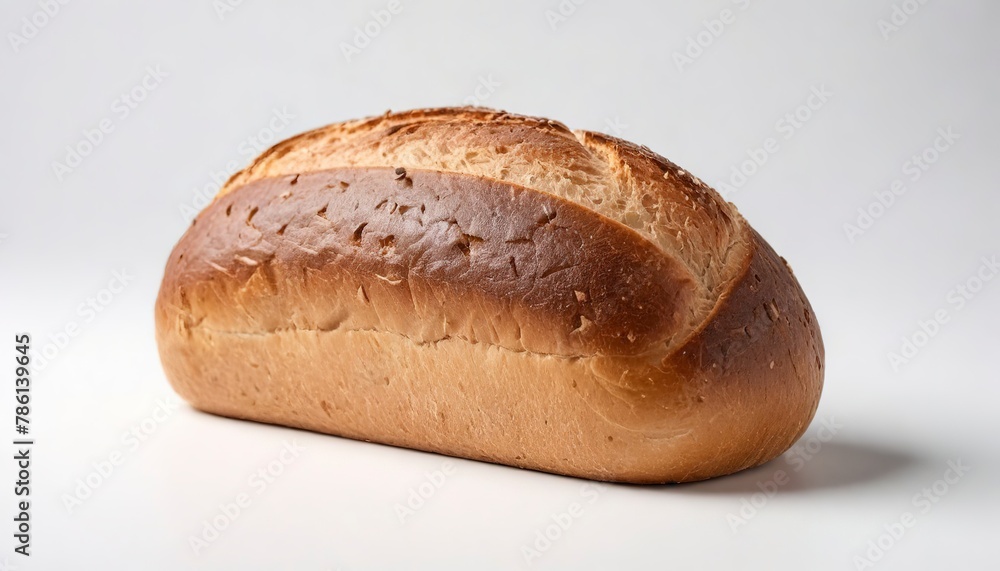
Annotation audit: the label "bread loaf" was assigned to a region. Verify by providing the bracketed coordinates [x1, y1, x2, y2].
[155, 107, 824, 483]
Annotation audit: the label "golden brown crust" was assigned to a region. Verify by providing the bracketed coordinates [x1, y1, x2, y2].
[155, 107, 824, 483]
[220, 107, 748, 310]
[160, 167, 699, 357]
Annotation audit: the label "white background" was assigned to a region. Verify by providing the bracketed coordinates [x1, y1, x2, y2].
[1, 0, 998, 569]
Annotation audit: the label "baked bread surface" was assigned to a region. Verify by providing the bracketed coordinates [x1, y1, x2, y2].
[156, 107, 824, 483]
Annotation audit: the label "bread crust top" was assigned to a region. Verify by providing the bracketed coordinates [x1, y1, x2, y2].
[204, 107, 752, 355]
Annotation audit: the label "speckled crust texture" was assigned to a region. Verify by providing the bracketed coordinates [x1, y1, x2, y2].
[155, 107, 824, 483]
